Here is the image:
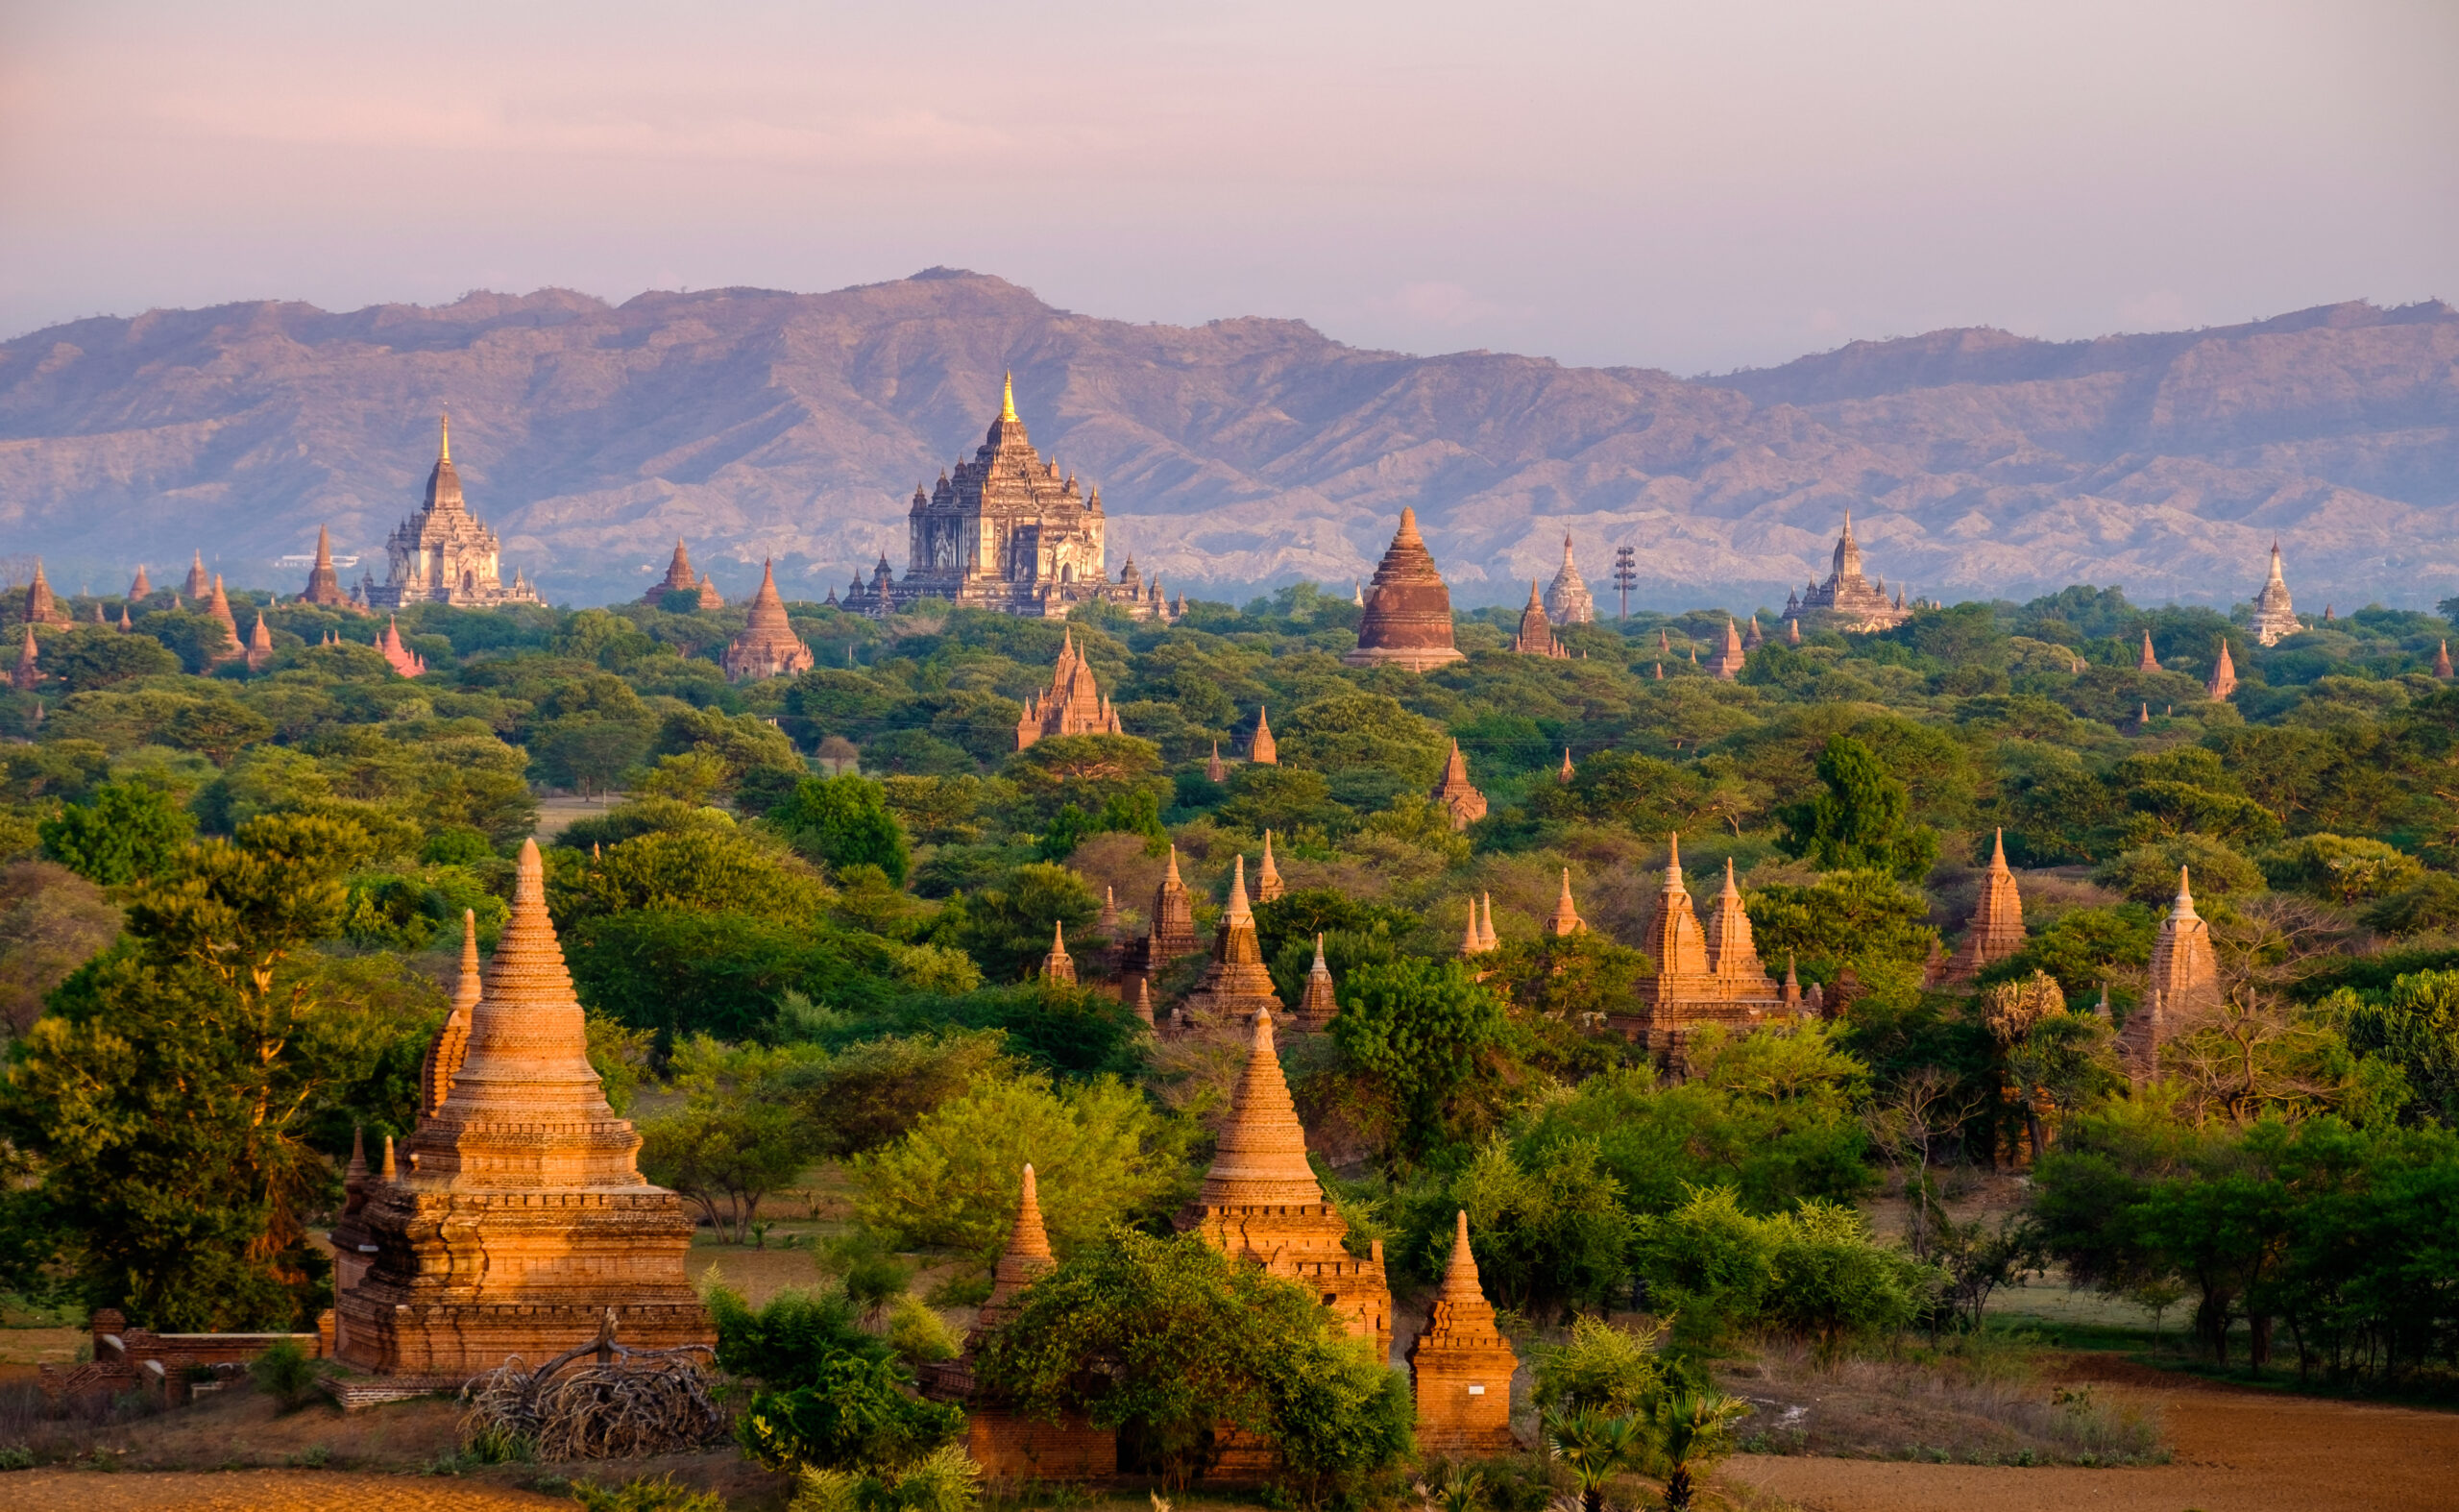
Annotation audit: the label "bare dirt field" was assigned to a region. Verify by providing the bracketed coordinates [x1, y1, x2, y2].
[1727, 1358, 2459, 1512]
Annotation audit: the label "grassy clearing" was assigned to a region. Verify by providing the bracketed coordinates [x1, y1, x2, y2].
[1717, 1333, 2166, 1467]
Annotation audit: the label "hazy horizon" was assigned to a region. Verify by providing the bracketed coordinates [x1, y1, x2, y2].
[4, 1, 2453, 375]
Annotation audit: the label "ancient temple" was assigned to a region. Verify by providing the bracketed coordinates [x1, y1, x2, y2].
[1622, 840, 1783, 1050]
[1014, 631, 1123, 748]
[182, 552, 210, 600]
[332, 841, 709, 1375]
[1941, 831, 2025, 987]
[19, 561, 71, 625]
[1179, 856, 1285, 1023]
[2120, 867, 2221, 1080]
[417, 913, 482, 1119]
[297, 526, 357, 609]
[1039, 921, 1077, 987]
[1344, 509, 1465, 671]
[366, 415, 541, 609]
[128, 565, 153, 600]
[1431, 741, 1488, 830]
[11, 624, 38, 693]
[2206, 640, 2238, 701]
[2137, 630, 2160, 671]
[644, 541, 722, 610]
[377, 616, 427, 677]
[1545, 535, 1594, 625]
[721, 561, 816, 682]
[1706, 619, 1747, 680]
[1179, 1008, 1390, 1359]
[892, 376, 1165, 621]
[1118, 845, 1201, 996]
[1786, 512, 1911, 632]
[1545, 869, 1585, 937]
[1256, 832, 1285, 903]
[1513, 581, 1566, 658]
[203, 576, 244, 665]
[1294, 936, 1339, 1032]
[2248, 543, 2302, 646]
[1249, 706, 1277, 765]
[1408, 1211, 1518, 1453]
[2437, 641, 2454, 679]
[245, 613, 275, 672]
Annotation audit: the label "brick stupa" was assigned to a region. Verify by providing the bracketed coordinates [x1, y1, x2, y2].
[1256, 831, 1286, 903]
[1179, 856, 1285, 1023]
[1941, 831, 2025, 987]
[645, 540, 722, 610]
[1343, 508, 1464, 671]
[1180, 1008, 1391, 1363]
[21, 560, 71, 626]
[1408, 1210, 1518, 1453]
[204, 575, 244, 665]
[298, 525, 354, 608]
[1513, 579, 1564, 658]
[1118, 844, 1201, 998]
[1249, 705, 1277, 765]
[721, 560, 816, 682]
[2120, 867, 2221, 1081]
[332, 841, 709, 1376]
[1545, 868, 1585, 937]
[1431, 741, 1488, 830]
[182, 550, 211, 600]
[1294, 934, 1339, 1032]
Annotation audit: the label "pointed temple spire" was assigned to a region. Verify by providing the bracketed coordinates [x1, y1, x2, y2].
[1296, 934, 1339, 1032]
[1408, 1210, 1518, 1451]
[1256, 830, 1285, 902]
[2137, 628, 2160, 671]
[1461, 898, 1487, 957]
[1559, 746, 1575, 784]
[1479, 892, 1497, 952]
[1181, 854, 1282, 1021]
[1546, 868, 1585, 937]
[183, 550, 211, 600]
[246, 611, 275, 672]
[1196, 1009, 1323, 1205]
[1706, 617, 1747, 680]
[1249, 705, 1277, 765]
[2125, 866, 2221, 1081]
[2207, 639, 2238, 700]
[1431, 740, 1487, 830]
[1001, 370, 1019, 424]
[978, 1164, 1056, 1329]
[1041, 919, 1077, 986]
[720, 559, 816, 682]
[1942, 831, 2025, 987]
[1544, 532, 1595, 625]
[10, 624, 37, 694]
[2439, 641, 2455, 680]
[1132, 977, 1156, 1027]
[129, 564, 153, 599]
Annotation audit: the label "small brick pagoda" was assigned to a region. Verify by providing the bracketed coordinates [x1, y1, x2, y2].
[1408, 1210, 1518, 1453]
[1293, 935, 1339, 1032]
[2206, 640, 2238, 701]
[1255, 831, 1285, 903]
[1014, 630, 1122, 748]
[331, 841, 709, 1376]
[2120, 867, 2221, 1081]
[1513, 580, 1565, 658]
[1344, 508, 1464, 671]
[1706, 619, 1746, 680]
[645, 540, 724, 609]
[1118, 844, 1202, 1000]
[1545, 868, 1585, 937]
[1179, 1008, 1391, 1358]
[1940, 831, 2025, 987]
[20, 560, 71, 625]
[203, 576, 244, 666]
[1431, 741, 1488, 830]
[1178, 856, 1285, 1023]
[721, 560, 816, 682]
[297, 525, 355, 608]
[1249, 705, 1277, 765]
[182, 551, 211, 600]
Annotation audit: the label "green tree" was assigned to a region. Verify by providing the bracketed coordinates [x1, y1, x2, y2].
[772, 774, 913, 886]
[1328, 958, 1509, 1162]
[638, 1036, 827, 1243]
[1443, 1137, 1635, 1320]
[1, 815, 389, 1329]
[529, 715, 652, 796]
[1775, 736, 1939, 880]
[1742, 869, 1937, 978]
[2343, 970, 2459, 1125]
[39, 629, 182, 692]
[38, 780, 196, 886]
[849, 1072, 1182, 1258]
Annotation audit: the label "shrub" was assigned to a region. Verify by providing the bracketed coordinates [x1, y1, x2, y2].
[571, 1473, 728, 1512]
[249, 1338, 322, 1410]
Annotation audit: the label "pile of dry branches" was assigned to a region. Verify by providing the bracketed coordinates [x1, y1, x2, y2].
[460, 1310, 728, 1461]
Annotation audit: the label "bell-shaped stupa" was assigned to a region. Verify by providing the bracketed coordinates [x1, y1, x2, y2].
[1343, 508, 1464, 671]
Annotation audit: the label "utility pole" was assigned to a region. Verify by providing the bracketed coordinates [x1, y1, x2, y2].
[1613, 546, 1637, 622]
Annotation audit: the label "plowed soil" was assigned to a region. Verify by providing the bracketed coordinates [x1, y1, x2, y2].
[5, 1469, 566, 1509]
[1725, 1359, 2459, 1512]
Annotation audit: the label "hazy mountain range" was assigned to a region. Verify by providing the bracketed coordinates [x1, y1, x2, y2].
[2, 269, 2453, 612]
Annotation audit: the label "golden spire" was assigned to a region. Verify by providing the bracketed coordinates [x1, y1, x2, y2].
[1001, 371, 1018, 423]
[439, 409, 451, 464]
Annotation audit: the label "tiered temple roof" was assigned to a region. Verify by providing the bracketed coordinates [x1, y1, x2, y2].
[1119, 845, 1201, 996]
[1431, 741, 1487, 830]
[2122, 867, 2221, 1080]
[1545, 868, 1585, 937]
[367, 414, 540, 609]
[977, 1164, 1056, 1331]
[377, 616, 427, 677]
[1179, 856, 1284, 1023]
[1626, 838, 1782, 1050]
[2249, 543, 2303, 646]
[1014, 630, 1122, 748]
[203, 576, 243, 665]
[721, 560, 816, 682]
[1786, 512, 1911, 631]
[1706, 618, 1747, 680]
[19, 560, 71, 626]
[2207, 640, 2239, 700]
[1179, 1008, 1389, 1356]
[1544, 535, 1595, 625]
[245, 612, 275, 672]
[1344, 509, 1464, 671]
[1941, 831, 2025, 987]
[1249, 706, 1277, 765]
[297, 526, 357, 609]
[182, 551, 210, 600]
[1294, 935, 1339, 1032]
[332, 841, 708, 1374]
[1513, 580, 1565, 657]
[1256, 831, 1285, 903]
[1407, 1211, 1518, 1452]
[645, 540, 722, 610]
[894, 376, 1165, 622]
[2138, 630, 2160, 671]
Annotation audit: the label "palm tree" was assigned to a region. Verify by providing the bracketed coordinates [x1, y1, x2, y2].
[1642, 1389, 1750, 1511]
[1547, 1408, 1645, 1512]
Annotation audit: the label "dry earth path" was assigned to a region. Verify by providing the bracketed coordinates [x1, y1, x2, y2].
[6, 1468, 566, 1510]
[1725, 1361, 2459, 1512]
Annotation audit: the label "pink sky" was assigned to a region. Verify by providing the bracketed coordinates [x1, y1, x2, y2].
[2, 0, 2451, 372]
